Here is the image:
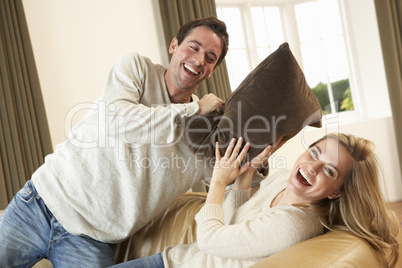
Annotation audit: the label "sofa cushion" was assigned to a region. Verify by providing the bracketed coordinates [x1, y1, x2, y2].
[180, 42, 322, 176]
[114, 192, 207, 263]
[250, 230, 388, 268]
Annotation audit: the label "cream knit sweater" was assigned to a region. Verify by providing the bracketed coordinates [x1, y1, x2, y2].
[163, 170, 323, 268]
[32, 53, 205, 243]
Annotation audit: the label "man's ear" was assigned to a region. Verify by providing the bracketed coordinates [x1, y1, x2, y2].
[328, 192, 341, 200]
[169, 38, 178, 54]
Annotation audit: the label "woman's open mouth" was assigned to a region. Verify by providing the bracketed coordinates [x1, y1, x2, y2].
[296, 168, 313, 186]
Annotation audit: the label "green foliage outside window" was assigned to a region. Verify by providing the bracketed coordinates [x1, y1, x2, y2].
[340, 88, 354, 111]
[311, 79, 354, 114]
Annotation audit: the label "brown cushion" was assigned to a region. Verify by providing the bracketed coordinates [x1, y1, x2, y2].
[180, 42, 322, 175]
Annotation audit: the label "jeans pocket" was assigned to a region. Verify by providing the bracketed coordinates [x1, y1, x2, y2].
[16, 181, 36, 203]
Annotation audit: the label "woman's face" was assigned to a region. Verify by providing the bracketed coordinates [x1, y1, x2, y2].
[287, 138, 353, 203]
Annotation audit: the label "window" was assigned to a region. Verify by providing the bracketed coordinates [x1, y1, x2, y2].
[217, 0, 355, 115]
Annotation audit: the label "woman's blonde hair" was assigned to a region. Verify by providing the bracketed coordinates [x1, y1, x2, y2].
[310, 133, 399, 267]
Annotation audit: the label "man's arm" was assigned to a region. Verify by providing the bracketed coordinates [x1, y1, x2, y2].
[102, 53, 223, 145]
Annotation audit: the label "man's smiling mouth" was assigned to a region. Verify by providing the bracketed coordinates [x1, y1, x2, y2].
[184, 63, 200, 76]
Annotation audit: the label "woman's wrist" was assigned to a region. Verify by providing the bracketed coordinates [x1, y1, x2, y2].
[232, 169, 253, 191]
[206, 180, 227, 205]
[209, 177, 227, 188]
[232, 179, 251, 191]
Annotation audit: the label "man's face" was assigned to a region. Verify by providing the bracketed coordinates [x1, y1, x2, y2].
[166, 26, 222, 93]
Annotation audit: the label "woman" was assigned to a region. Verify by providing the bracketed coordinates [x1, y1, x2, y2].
[112, 133, 399, 268]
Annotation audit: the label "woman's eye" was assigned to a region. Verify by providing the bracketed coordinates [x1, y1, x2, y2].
[325, 167, 335, 177]
[310, 149, 319, 159]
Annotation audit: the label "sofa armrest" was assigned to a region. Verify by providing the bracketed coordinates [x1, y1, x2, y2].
[250, 230, 388, 268]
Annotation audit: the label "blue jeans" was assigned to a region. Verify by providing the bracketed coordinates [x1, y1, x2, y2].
[110, 253, 164, 268]
[0, 180, 115, 267]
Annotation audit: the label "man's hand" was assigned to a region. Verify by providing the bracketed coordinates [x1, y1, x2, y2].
[197, 93, 224, 115]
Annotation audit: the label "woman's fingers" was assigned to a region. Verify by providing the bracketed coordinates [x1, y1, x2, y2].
[250, 137, 284, 169]
[250, 145, 273, 169]
[238, 161, 251, 176]
[217, 137, 250, 167]
[273, 136, 284, 148]
[226, 137, 250, 164]
[236, 141, 250, 164]
[215, 142, 221, 160]
[218, 136, 281, 169]
[224, 138, 237, 159]
[229, 137, 245, 160]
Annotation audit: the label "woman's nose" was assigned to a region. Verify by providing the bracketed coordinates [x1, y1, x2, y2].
[308, 161, 322, 175]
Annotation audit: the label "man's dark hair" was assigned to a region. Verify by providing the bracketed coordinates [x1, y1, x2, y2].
[176, 17, 229, 67]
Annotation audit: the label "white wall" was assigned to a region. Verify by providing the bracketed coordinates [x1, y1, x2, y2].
[22, 0, 168, 146]
[23, 0, 402, 202]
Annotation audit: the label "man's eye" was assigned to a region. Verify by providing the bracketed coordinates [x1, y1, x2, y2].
[207, 57, 215, 63]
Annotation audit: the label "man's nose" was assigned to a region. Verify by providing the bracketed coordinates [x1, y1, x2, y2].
[193, 53, 204, 66]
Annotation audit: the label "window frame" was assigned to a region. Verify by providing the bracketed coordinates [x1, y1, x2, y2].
[216, 0, 363, 122]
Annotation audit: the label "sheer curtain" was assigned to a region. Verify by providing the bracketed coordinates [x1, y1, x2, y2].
[0, 0, 52, 209]
[374, 0, 402, 177]
[158, 0, 232, 100]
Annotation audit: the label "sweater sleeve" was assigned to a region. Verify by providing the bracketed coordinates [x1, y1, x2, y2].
[222, 189, 251, 224]
[102, 53, 199, 145]
[251, 169, 266, 187]
[195, 204, 323, 259]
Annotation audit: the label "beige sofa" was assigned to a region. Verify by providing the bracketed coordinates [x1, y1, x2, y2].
[114, 192, 401, 267]
[1, 192, 401, 267]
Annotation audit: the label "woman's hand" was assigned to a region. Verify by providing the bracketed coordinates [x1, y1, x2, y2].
[211, 137, 250, 187]
[233, 136, 283, 191]
[206, 137, 250, 205]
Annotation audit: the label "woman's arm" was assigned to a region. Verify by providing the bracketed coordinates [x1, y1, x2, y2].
[196, 137, 290, 258]
[220, 140, 277, 223]
[196, 205, 321, 259]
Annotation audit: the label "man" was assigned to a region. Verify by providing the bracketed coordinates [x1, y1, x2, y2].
[0, 17, 229, 266]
